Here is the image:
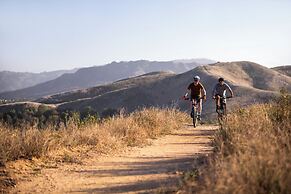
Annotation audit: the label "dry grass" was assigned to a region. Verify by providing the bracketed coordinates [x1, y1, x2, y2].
[0, 107, 187, 165]
[0, 107, 187, 191]
[181, 93, 291, 194]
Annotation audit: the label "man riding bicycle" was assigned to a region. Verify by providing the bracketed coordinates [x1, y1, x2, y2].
[212, 77, 234, 113]
[184, 75, 206, 121]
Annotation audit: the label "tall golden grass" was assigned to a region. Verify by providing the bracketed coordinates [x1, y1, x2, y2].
[182, 93, 291, 194]
[0, 107, 187, 165]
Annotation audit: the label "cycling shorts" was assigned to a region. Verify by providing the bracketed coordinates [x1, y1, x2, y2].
[191, 96, 201, 104]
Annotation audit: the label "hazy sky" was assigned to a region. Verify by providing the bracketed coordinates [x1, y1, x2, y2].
[0, 0, 291, 72]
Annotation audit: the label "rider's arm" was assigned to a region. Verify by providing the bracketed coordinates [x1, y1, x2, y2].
[212, 84, 218, 98]
[185, 84, 192, 97]
[225, 83, 234, 97]
[200, 83, 206, 98]
[184, 89, 190, 97]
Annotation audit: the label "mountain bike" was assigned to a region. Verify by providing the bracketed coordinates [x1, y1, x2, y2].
[183, 96, 203, 128]
[214, 95, 232, 125]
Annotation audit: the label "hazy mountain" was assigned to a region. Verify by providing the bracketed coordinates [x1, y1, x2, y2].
[272, 65, 291, 77]
[173, 58, 216, 64]
[47, 61, 291, 118]
[0, 69, 78, 93]
[37, 71, 174, 104]
[0, 59, 213, 100]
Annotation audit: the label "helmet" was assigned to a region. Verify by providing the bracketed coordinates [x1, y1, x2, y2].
[218, 77, 224, 82]
[193, 75, 200, 81]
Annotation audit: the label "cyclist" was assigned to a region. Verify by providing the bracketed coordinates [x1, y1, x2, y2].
[184, 75, 206, 120]
[212, 77, 234, 113]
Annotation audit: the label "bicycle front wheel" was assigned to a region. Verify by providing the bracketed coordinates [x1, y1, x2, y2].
[193, 109, 197, 128]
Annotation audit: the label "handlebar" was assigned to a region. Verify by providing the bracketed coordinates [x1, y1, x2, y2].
[213, 95, 233, 99]
[225, 96, 233, 99]
[182, 96, 206, 101]
[182, 96, 190, 100]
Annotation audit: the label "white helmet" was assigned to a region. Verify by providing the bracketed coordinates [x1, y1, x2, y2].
[193, 75, 200, 81]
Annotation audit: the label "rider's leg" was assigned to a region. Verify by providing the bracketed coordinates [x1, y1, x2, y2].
[197, 99, 201, 113]
[222, 102, 227, 115]
[190, 99, 193, 109]
[215, 95, 220, 112]
[197, 99, 202, 120]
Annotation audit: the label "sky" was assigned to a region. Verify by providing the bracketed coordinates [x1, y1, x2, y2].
[0, 0, 291, 72]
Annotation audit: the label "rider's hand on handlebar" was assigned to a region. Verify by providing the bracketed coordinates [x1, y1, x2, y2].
[203, 95, 206, 101]
[212, 96, 216, 99]
[182, 96, 189, 100]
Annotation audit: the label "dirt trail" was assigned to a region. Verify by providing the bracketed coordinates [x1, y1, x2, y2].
[11, 125, 216, 194]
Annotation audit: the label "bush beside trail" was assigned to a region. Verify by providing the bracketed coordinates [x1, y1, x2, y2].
[0, 108, 187, 165]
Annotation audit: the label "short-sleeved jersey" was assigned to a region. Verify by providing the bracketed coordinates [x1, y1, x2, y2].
[187, 82, 206, 97]
[212, 83, 233, 97]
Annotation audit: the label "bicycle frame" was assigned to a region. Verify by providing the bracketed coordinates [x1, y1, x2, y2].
[191, 98, 202, 128]
[183, 96, 203, 128]
[215, 96, 232, 125]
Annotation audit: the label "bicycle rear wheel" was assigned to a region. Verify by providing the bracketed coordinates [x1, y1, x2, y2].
[218, 104, 227, 126]
[217, 113, 223, 126]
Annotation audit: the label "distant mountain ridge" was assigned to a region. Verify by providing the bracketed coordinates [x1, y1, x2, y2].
[0, 59, 214, 100]
[0, 69, 78, 93]
[173, 58, 215, 64]
[37, 71, 174, 104]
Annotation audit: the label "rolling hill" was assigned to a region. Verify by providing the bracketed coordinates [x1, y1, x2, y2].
[41, 61, 291, 118]
[272, 65, 291, 77]
[37, 71, 175, 104]
[1, 61, 290, 119]
[0, 59, 214, 100]
[0, 69, 77, 93]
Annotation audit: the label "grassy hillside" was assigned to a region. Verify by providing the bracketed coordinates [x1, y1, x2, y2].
[181, 93, 291, 194]
[206, 62, 290, 90]
[37, 71, 174, 104]
[272, 65, 291, 77]
[0, 102, 58, 128]
[55, 61, 291, 118]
